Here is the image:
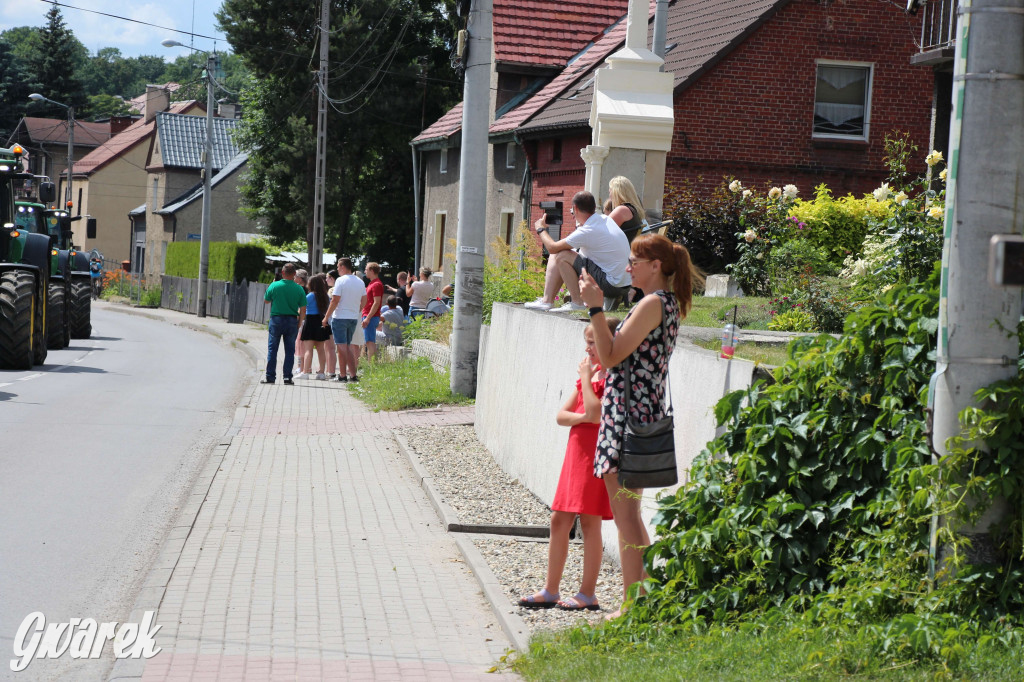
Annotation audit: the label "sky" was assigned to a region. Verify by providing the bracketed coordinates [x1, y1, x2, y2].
[0, 0, 227, 59]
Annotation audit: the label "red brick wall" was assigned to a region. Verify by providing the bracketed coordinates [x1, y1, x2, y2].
[527, 134, 588, 240]
[665, 0, 934, 199]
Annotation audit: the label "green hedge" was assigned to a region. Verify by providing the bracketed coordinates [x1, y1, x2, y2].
[165, 242, 266, 283]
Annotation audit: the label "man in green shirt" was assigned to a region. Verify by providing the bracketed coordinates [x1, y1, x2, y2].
[262, 262, 307, 384]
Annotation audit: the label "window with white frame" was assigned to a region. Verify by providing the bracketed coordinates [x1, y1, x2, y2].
[439, 147, 448, 174]
[813, 62, 872, 140]
[505, 143, 516, 169]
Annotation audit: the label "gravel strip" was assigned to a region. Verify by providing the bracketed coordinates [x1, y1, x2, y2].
[475, 536, 622, 633]
[396, 424, 625, 634]
[395, 424, 550, 526]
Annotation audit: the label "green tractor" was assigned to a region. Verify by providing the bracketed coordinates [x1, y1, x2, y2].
[15, 198, 69, 349]
[0, 144, 50, 369]
[43, 206, 92, 340]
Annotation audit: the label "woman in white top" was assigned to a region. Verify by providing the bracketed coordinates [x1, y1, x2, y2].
[406, 267, 435, 313]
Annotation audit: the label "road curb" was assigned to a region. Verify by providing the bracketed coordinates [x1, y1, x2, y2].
[106, 329, 260, 681]
[101, 302, 263, 369]
[392, 432, 532, 651]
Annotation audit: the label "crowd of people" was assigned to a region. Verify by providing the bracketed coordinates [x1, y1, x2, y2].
[260, 175, 698, 619]
[261, 260, 448, 385]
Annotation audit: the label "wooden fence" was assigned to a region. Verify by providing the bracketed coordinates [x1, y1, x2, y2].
[161, 276, 270, 325]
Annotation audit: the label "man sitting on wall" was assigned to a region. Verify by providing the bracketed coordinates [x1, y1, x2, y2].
[526, 190, 631, 312]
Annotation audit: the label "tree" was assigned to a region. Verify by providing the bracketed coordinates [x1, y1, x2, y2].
[86, 94, 133, 119]
[217, 0, 460, 266]
[25, 6, 88, 115]
[0, 39, 39, 140]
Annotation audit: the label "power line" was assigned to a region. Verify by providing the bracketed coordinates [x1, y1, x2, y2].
[41, 0, 225, 43]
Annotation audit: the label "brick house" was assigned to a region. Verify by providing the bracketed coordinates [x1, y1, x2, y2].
[411, 0, 629, 281]
[415, 0, 935, 267]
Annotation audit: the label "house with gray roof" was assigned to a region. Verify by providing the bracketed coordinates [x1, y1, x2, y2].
[141, 112, 255, 279]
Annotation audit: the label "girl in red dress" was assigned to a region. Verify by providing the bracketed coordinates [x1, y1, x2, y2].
[518, 317, 617, 611]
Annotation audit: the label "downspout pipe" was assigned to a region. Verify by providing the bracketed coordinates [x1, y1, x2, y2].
[652, 0, 670, 67]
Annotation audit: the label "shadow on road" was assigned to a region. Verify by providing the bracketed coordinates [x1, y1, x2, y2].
[54, 365, 108, 375]
[0, 391, 14, 401]
[89, 336, 121, 341]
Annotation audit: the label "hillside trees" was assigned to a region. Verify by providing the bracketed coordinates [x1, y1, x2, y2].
[217, 0, 460, 266]
[25, 5, 89, 115]
[0, 39, 40, 139]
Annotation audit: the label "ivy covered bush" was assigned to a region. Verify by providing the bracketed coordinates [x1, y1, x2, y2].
[564, 269, 1024, 671]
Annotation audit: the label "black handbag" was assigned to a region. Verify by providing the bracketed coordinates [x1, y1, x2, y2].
[617, 297, 678, 489]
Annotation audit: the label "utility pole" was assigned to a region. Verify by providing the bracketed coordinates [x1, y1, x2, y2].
[450, 0, 492, 397]
[310, 0, 330, 273]
[197, 52, 217, 318]
[65, 106, 74, 209]
[931, 0, 1024, 560]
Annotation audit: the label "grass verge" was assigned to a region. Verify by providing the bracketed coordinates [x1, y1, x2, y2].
[348, 354, 473, 412]
[687, 295, 773, 330]
[511, 622, 1024, 682]
[693, 337, 791, 367]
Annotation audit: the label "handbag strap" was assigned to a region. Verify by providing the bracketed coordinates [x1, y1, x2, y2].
[623, 293, 673, 417]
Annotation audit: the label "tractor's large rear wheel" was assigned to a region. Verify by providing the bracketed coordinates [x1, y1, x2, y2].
[69, 277, 92, 339]
[47, 280, 67, 349]
[0, 270, 36, 370]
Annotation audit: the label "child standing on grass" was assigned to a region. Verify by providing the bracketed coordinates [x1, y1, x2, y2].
[518, 317, 617, 611]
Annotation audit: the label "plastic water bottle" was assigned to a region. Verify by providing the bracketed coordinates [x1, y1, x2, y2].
[720, 323, 737, 359]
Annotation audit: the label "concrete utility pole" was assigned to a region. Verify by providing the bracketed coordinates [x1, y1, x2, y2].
[450, 0, 492, 397]
[931, 0, 1024, 559]
[310, 0, 330, 273]
[197, 52, 217, 318]
[65, 106, 74, 208]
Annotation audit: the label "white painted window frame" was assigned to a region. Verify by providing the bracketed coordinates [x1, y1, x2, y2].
[812, 59, 874, 142]
[439, 147, 448, 174]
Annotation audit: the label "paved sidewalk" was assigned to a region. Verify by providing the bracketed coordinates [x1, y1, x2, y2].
[103, 305, 512, 681]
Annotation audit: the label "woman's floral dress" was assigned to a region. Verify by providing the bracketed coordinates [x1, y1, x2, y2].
[594, 290, 680, 478]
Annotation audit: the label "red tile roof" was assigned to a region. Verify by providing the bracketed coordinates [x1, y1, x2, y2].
[493, 1, 629, 69]
[411, 102, 464, 144]
[72, 101, 202, 176]
[520, 0, 787, 133]
[21, 117, 111, 146]
[490, 10, 633, 135]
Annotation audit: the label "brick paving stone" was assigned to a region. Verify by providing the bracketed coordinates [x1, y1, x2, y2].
[121, 307, 514, 680]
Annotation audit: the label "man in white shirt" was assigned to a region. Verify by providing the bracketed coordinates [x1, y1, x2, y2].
[321, 257, 367, 382]
[526, 191, 631, 312]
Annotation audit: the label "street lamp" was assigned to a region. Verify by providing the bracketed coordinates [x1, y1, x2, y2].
[161, 39, 217, 318]
[27, 93, 74, 211]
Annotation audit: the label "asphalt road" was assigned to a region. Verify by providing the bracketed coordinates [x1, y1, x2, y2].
[0, 305, 251, 681]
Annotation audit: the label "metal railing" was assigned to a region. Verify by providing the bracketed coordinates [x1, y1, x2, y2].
[920, 0, 958, 51]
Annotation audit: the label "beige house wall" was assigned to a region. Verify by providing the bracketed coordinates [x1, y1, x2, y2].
[418, 141, 524, 285]
[420, 147, 460, 282]
[72, 142, 151, 263]
[161, 170, 250, 245]
[144, 168, 197, 279]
